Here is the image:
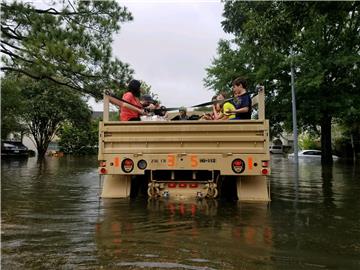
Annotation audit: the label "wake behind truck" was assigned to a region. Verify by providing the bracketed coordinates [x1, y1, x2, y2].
[98, 88, 270, 201]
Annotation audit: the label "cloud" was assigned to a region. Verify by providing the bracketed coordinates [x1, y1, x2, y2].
[96, 1, 230, 110]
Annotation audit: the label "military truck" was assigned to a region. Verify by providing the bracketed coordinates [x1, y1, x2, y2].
[98, 88, 270, 201]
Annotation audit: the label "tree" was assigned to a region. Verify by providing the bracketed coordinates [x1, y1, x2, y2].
[58, 119, 99, 155]
[337, 95, 360, 161]
[1, 0, 134, 98]
[205, 1, 360, 163]
[1, 74, 28, 139]
[2, 74, 92, 158]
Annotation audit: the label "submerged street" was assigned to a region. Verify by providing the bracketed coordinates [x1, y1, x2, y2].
[1, 156, 359, 270]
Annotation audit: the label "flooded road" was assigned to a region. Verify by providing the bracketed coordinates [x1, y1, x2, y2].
[1, 156, 360, 269]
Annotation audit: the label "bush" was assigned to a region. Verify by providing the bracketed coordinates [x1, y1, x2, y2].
[298, 133, 320, 150]
[58, 120, 98, 155]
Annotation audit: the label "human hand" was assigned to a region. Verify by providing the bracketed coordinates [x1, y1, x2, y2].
[226, 109, 234, 114]
[140, 109, 147, 116]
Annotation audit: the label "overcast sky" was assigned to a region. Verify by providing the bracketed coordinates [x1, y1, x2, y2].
[91, 0, 231, 111]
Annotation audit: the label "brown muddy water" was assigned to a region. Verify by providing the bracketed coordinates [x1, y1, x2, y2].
[1, 155, 360, 270]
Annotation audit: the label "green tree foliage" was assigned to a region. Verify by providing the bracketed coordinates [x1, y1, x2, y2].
[205, 1, 360, 163]
[1, 0, 134, 98]
[298, 133, 320, 151]
[1, 74, 28, 139]
[2, 74, 92, 158]
[336, 96, 360, 160]
[58, 119, 98, 155]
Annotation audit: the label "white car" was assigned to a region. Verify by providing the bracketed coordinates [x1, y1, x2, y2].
[269, 145, 284, 154]
[288, 150, 339, 159]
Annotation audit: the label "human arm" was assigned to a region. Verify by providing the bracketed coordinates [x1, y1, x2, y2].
[225, 95, 251, 114]
[226, 106, 249, 114]
[217, 114, 230, 120]
[107, 94, 145, 115]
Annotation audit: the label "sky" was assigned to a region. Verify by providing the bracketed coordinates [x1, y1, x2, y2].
[90, 0, 231, 111]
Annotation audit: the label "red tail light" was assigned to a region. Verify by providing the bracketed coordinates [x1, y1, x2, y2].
[100, 168, 107, 174]
[121, 158, 134, 173]
[179, 183, 187, 188]
[232, 159, 245, 174]
[100, 161, 106, 167]
[168, 183, 176, 188]
[189, 183, 198, 188]
[262, 168, 269, 175]
[262, 161, 269, 167]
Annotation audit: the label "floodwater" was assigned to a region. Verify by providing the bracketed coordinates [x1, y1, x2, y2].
[1, 155, 359, 270]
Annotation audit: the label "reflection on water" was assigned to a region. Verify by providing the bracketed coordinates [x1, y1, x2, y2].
[1, 156, 360, 269]
[95, 200, 272, 270]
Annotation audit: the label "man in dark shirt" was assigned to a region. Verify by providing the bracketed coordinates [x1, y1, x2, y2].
[228, 77, 252, 120]
[172, 107, 189, 120]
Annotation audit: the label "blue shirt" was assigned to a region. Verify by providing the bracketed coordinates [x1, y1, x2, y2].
[231, 93, 252, 119]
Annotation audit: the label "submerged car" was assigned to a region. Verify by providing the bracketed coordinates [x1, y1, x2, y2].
[288, 150, 339, 160]
[1, 141, 29, 157]
[269, 145, 284, 154]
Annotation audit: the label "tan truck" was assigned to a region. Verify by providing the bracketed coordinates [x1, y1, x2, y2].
[98, 88, 270, 201]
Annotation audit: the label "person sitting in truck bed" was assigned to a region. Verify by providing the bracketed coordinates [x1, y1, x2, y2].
[172, 107, 189, 120]
[201, 95, 222, 120]
[107, 79, 154, 121]
[140, 94, 155, 108]
[216, 93, 236, 120]
[226, 77, 252, 120]
[200, 93, 235, 121]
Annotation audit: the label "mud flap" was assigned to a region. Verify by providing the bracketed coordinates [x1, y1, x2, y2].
[236, 176, 270, 201]
[101, 175, 131, 198]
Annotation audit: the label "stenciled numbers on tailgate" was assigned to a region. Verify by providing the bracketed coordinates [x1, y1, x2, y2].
[167, 154, 199, 168]
[190, 155, 199, 168]
[167, 154, 175, 167]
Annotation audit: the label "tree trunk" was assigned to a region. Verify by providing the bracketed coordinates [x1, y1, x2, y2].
[36, 140, 50, 160]
[37, 146, 47, 160]
[321, 115, 333, 164]
[350, 132, 356, 162]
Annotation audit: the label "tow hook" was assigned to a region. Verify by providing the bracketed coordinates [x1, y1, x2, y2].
[147, 182, 160, 198]
[205, 182, 218, 199]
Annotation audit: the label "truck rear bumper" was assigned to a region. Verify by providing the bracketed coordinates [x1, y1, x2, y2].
[100, 174, 270, 201]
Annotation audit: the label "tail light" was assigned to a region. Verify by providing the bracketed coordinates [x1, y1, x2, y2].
[168, 183, 177, 188]
[189, 183, 198, 188]
[232, 159, 245, 174]
[179, 183, 187, 188]
[100, 168, 107, 174]
[99, 161, 106, 167]
[262, 161, 269, 167]
[121, 158, 134, 173]
[262, 168, 269, 175]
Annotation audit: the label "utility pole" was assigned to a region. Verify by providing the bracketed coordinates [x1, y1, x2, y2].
[290, 48, 298, 163]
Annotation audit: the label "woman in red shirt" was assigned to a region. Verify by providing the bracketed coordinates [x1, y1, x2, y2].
[108, 80, 146, 121]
